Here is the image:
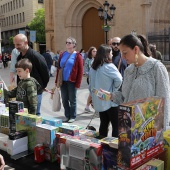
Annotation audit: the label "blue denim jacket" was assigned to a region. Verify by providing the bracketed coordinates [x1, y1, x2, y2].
[89, 63, 122, 112]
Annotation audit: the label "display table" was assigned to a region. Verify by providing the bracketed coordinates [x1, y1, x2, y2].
[0, 150, 60, 170]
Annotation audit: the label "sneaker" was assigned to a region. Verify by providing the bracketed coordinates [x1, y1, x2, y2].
[63, 117, 69, 123]
[68, 118, 75, 123]
[84, 108, 91, 113]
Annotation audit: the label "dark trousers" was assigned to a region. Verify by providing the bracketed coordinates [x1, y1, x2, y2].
[60, 81, 77, 119]
[99, 107, 118, 138]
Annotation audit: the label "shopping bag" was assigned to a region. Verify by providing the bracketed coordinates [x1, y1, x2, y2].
[52, 88, 61, 112]
[56, 68, 63, 88]
[51, 65, 56, 75]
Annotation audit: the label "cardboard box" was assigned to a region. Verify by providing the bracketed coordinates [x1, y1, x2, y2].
[163, 130, 170, 170]
[59, 124, 79, 136]
[15, 113, 42, 151]
[59, 138, 102, 170]
[0, 82, 4, 103]
[136, 158, 164, 170]
[0, 103, 5, 114]
[117, 97, 164, 170]
[36, 124, 58, 147]
[0, 113, 9, 135]
[42, 116, 62, 127]
[100, 137, 118, 149]
[7, 136, 28, 156]
[79, 129, 99, 138]
[9, 101, 24, 132]
[0, 133, 8, 151]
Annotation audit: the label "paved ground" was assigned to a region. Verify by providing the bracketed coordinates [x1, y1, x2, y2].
[0, 66, 112, 134]
[1, 65, 109, 169]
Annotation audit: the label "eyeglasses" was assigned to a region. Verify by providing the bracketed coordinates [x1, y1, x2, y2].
[92, 51, 97, 52]
[112, 42, 120, 46]
[66, 42, 72, 44]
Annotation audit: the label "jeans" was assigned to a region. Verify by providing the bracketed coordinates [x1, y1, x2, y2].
[99, 107, 118, 138]
[36, 94, 42, 116]
[60, 81, 77, 119]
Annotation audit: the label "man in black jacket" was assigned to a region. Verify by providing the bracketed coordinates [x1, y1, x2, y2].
[13, 34, 50, 115]
[42, 50, 53, 77]
[110, 37, 128, 78]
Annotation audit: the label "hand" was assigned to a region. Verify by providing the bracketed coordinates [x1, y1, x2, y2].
[99, 89, 112, 100]
[0, 154, 5, 170]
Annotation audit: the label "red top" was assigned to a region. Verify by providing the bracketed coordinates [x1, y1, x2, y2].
[55, 51, 83, 88]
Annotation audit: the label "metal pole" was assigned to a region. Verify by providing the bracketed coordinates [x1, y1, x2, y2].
[105, 17, 108, 44]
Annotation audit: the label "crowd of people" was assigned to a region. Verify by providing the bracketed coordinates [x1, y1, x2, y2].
[0, 33, 169, 167]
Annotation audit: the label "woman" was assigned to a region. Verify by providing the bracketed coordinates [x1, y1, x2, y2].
[55, 37, 83, 123]
[84, 46, 97, 112]
[89, 44, 122, 138]
[101, 34, 170, 130]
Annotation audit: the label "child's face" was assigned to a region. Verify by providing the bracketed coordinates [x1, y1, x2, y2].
[16, 68, 29, 80]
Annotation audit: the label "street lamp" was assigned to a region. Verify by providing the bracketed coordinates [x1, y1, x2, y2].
[25, 25, 30, 44]
[98, 1, 116, 44]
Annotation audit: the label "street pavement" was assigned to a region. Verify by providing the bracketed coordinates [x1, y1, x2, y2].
[0, 66, 112, 134]
[0, 66, 113, 169]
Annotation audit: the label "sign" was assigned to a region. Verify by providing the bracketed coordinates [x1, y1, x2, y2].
[30, 30, 36, 42]
[19, 30, 26, 35]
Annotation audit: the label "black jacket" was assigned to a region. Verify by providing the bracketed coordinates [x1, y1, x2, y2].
[17, 48, 50, 94]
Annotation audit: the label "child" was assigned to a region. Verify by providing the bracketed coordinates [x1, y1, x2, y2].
[4, 58, 41, 114]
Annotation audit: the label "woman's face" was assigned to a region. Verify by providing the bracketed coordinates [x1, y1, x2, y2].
[66, 38, 75, 50]
[91, 48, 97, 57]
[108, 50, 113, 61]
[119, 44, 136, 64]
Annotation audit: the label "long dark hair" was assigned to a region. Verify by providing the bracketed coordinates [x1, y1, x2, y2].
[120, 34, 151, 57]
[87, 46, 96, 59]
[92, 44, 112, 70]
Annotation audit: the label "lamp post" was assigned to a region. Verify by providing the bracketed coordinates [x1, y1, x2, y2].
[25, 25, 30, 45]
[98, 1, 116, 44]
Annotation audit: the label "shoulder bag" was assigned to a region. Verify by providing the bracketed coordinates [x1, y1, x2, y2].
[56, 53, 72, 88]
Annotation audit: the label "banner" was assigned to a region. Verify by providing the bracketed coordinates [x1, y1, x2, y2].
[30, 30, 36, 42]
[19, 30, 26, 35]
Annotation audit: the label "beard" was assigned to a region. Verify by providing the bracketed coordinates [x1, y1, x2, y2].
[112, 49, 120, 57]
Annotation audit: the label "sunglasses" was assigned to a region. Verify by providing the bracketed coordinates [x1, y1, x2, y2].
[112, 42, 120, 46]
[66, 42, 72, 44]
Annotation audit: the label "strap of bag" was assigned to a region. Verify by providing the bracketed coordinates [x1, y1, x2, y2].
[62, 53, 73, 68]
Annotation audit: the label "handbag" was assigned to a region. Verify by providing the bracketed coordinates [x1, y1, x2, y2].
[56, 53, 73, 88]
[52, 88, 61, 112]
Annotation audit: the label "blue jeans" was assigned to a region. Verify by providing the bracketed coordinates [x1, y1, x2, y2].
[60, 81, 77, 119]
[36, 94, 42, 116]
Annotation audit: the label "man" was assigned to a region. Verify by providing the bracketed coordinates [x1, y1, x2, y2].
[42, 50, 53, 77]
[152, 43, 163, 61]
[110, 37, 128, 77]
[13, 34, 50, 115]
[9, 48, 20, 85]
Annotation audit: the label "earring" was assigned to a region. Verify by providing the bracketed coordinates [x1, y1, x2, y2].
[135, 54, 138, 65]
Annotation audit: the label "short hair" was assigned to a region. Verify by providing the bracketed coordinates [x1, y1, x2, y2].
[67, 37, 77, 47]
[15, 58, 32, 72]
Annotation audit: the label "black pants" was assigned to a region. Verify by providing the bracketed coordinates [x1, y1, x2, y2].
[99, 107, 118, 138]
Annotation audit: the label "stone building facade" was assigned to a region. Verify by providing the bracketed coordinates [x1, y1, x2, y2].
[45, 0, 170, 59]
[0, 0, 44, 49]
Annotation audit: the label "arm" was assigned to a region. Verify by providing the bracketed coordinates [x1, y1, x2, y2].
[84, 58, 89, 76]
[34, 52, 50, 89]
[154, 62, 170, 128]
[75, 53, 83, 88]
[10, 49, 19, 84]
[0, 154, 5, 170]
[26, 82, 38, 114]
[4, 87, 17, 98]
